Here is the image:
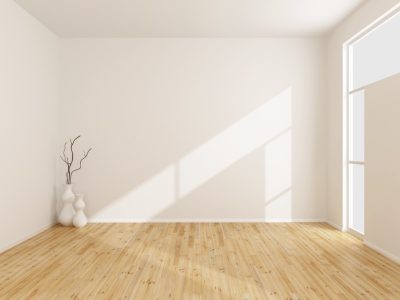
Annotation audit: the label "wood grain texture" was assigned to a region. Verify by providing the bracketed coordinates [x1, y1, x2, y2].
[0, 223, 400, 299]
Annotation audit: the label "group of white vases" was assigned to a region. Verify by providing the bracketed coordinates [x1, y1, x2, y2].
[58, 184, 88, 228]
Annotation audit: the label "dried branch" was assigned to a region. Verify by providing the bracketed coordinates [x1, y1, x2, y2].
[60, 155, 68, 164]
[62, 142, 69, 164]
[66, 171, 70, 185]
[71, 148, 92, 176]
[69, 135, 81, 165]
[60, 135, 92, 184]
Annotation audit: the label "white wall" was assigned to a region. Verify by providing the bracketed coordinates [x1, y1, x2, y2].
[0, 0, 60, 251]
[365, 74, 400, 262]
[60, 38, 327, 222]
[326, 0, 400, 229]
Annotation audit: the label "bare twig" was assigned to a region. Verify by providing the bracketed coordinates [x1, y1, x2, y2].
[60, 135, 91, 184]
[71, 148, 92, 176]
[60, 141, 71, 184]
[62, 142, 69, 164]
[66, 171, 70, 185]
[69, 135, 81, 165]
[60, 155, 68, 164]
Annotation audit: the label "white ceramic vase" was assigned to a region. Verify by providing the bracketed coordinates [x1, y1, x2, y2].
[73, 194, 87, 228]
[59, 184, 76, 226]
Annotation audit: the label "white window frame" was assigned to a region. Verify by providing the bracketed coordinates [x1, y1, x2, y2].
[342, 4, 400, 235]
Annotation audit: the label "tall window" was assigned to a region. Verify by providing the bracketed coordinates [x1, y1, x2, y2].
[345, 9, 400, 235]
[347, 88, 364, 234]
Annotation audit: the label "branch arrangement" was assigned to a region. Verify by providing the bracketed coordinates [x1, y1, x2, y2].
[60, 135, 92, 184]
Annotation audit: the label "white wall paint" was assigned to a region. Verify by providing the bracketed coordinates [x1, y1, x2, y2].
[326, 0, 400, 229]
[365, 74, 400, 261]
[60, 38, 327, 222]
[0, 0, 59, 251]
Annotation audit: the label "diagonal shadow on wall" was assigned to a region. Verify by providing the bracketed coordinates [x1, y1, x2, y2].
[89, 87, 292, 222]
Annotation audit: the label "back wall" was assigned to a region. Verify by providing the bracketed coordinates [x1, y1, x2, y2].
[60, 38, 327, 222]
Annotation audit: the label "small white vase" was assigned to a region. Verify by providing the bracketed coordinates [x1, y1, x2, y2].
[73, 194, 87, 228]
[59, 184, 76, 226]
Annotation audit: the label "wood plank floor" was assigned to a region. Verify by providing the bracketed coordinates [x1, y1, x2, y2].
[0, 223, 400, 299]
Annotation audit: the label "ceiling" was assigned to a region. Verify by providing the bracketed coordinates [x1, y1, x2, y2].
[15, 0, 365, 37]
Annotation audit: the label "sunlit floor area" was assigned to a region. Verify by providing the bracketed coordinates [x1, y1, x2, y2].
[1, 223, 399, 299]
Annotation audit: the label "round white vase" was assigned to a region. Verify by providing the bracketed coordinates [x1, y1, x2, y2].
[73, 194, 87, 228]
[58, 184, 76, 226]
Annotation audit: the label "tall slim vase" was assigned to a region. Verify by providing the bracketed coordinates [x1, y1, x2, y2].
[58, 184, 76, 226]
[73, 194, 87, 228]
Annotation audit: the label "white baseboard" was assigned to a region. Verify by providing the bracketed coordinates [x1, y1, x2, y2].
[347, 228, 364, 239]
[88, 218, 326, 223]
[364, 240, 400, 264]
[0, 222, 55, 254]
[326, 220, 345, 231]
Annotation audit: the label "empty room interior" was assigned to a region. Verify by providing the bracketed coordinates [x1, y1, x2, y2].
[1, 0, 400, 298]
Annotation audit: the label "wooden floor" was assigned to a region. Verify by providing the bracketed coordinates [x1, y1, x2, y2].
[1, 223, 400, 299]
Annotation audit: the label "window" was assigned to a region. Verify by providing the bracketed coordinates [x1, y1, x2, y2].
[348, 89, 364, 234]
[344, 8, 400, 236]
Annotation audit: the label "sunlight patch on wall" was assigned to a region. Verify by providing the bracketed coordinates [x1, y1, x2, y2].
[264, 130, 292, 221]
[179, 88, 292, 198]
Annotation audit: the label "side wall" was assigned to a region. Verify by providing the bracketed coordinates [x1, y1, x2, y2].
[0, 0, 60, 251]
[326, 0, 400, 229]
[60, 38, 328, 222]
